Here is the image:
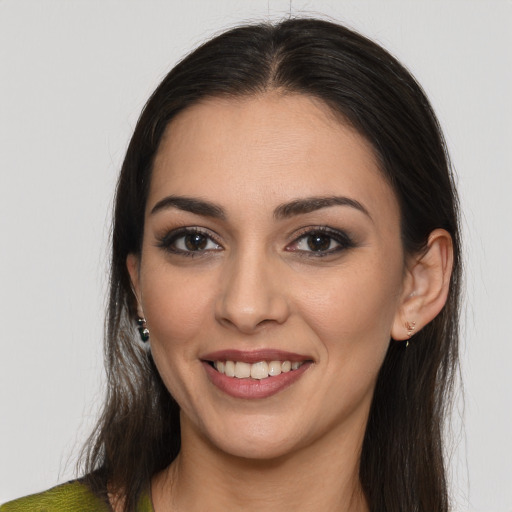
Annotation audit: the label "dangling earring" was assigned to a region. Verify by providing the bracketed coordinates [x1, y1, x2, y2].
[137, 317, 150, 342]
[405, 320, 416, 348]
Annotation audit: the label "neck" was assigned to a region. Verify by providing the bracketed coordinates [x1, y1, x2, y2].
[152, 415, 369, 512]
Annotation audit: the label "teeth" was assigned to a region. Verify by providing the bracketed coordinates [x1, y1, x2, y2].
[281, 361, 291, 373]
[225, 360, 235, 377]
[268, 361, 282, 376]
[234, 361, 251, 378]
[213, 359, 305, 379]
[250, 361, 269, 379]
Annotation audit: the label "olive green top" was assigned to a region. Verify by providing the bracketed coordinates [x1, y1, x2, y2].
[0, 481, 154, 512]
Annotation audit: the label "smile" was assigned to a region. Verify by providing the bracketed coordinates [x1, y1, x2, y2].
[213, 360, 304, 380]
[201, 350, 313, 399]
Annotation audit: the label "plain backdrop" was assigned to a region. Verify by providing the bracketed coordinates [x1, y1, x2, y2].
[1, 1, 511, 510]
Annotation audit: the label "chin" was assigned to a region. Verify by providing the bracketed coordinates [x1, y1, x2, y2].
[214, 434, 299, 461]
[198, 414, 310, 461]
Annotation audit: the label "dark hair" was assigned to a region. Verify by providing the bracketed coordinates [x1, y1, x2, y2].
[81, 18, 461, 512]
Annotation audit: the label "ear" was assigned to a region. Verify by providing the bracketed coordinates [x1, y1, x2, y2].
[391, 229, 454, 341]
[126, 253, 145, 318]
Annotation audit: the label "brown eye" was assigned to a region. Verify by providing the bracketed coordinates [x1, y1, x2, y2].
[184, 233, 208, 251]
[286, 227, 354, 256]
[307, 233, 332, 251]
[157, 228, 222, 255]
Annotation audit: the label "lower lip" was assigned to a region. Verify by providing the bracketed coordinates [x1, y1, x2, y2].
[203, 361, 312, 399]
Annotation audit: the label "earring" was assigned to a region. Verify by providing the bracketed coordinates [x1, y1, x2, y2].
[405, 320, 416, 348]
[137, 317, 149, 342]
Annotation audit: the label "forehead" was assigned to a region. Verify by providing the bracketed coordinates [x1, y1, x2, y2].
[150, 93, 398, 223]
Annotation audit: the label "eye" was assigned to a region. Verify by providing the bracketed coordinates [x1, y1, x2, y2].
[286, 228, 354, 256]
[157, 228, 222, 255]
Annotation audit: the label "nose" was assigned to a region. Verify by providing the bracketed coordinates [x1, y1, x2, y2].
[215, 250, 291, 333]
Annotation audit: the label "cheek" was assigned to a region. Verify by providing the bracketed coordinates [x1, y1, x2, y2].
[140, 264, 215, 350]
[295, 256, 403, 354]
[139, 265, 217, 411]
[290, 258, 403, 426]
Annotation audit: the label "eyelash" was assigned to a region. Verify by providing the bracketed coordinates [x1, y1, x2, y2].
[286, 226, 355, 257]
[156, 227, 223, 257]
[156, 226, 355, 258]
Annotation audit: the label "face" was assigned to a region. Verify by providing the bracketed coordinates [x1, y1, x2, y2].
[128, 93, 408, 460]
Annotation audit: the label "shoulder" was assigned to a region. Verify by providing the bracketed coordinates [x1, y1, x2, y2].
[0, 481, 110, 512]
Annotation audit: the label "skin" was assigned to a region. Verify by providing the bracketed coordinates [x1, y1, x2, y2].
[127, 92, 453, 512]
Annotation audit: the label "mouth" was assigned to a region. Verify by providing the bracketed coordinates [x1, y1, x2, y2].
[201, 349, 313, 399]
[209, 359, 306, 380]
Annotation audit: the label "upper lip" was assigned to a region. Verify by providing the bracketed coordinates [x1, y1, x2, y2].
[201, 349, 312, 364]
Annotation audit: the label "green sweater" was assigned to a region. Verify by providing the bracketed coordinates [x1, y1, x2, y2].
[0, 481, 154, 512]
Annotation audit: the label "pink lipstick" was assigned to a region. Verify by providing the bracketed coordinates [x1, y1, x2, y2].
[201, 349, 313, 399]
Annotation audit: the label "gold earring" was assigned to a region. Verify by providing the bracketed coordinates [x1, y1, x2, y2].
[405, 321, 416, 348]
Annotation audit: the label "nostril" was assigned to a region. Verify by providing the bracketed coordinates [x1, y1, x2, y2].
[214, 261, 291, 332]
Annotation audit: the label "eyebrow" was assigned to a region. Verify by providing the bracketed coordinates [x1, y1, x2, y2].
[150, 194, 371, 221]
[273, 196, 372, 221]
[150, 195, 226, 219]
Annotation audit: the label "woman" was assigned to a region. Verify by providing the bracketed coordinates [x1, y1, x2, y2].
[2, 17, 461, 512]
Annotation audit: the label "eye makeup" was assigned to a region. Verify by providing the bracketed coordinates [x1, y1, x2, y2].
[285, 226, 356, 257]
[155, 227, 223, 257]
[154, 223, 357, 260]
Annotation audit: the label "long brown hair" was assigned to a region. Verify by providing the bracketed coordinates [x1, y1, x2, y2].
[81, 18, 462, 511]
